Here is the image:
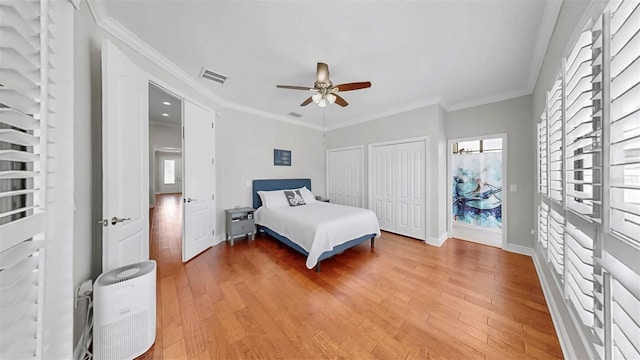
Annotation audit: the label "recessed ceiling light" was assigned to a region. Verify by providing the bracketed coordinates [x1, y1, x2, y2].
[163, 101, 171, 106]
[162, 113, 169, 117]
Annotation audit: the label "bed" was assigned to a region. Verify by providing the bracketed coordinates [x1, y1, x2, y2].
[253, 178, 380, 272]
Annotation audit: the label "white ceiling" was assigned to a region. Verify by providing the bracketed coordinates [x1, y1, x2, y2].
[101, 0, 561, 130]
[149, 83, 181, 127]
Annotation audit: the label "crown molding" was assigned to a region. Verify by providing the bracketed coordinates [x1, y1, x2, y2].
[85, 0, 556, 132]
[325, 97, 443, 131]
[86, 0, 323, 132]
[446, 88, 532, 112]
[526, 0, 563, 95]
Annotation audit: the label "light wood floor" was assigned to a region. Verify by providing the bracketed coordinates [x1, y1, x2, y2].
[141, 193, 562, 359]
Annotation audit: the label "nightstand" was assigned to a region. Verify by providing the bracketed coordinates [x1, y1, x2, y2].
[225, 207, 255, 246]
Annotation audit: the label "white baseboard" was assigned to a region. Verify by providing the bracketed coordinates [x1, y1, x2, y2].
[532, 253, 575, 360]
[213, 234, 226, 246]
[426, 232, 448, 247]
[504, 243, 533, 256]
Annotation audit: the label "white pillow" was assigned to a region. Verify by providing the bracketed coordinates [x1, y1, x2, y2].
[296, 186, 317, 204]
[257, 190, 290, 208]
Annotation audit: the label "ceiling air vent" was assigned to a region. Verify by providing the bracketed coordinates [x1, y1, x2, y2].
[288, 112, 303, 118]
[200, 68, 227, 84]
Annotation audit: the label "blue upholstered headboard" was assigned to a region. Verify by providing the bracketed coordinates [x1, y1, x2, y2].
[252, 178, 312, 209]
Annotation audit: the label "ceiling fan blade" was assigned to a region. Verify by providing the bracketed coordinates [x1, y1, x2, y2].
[277, 85, 315, 91]
[334, 94, 349, 107]
[300, 96, 313, 106]
[333, 81, 371, 92]
[317, 62, 330, 83]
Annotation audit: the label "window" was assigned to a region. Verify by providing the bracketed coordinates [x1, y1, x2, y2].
[608, 0, 640, 246]
[535, 1, 640, 358]
[163, 159, 175, 185]
[452, 138, 502, 154]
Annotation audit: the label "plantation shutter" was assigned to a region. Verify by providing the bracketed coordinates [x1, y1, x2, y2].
[564, 29, 603, 221]
[608, 0, 640, 246]
[0, 0, 56, 358]
[538, 110, 549, 195]
[548, 207, 565, 280]
[564, 222, 595, 328]
[548, 75, 564, 204]
[594, 255, 640, 360]
[537, 202, 549, 249]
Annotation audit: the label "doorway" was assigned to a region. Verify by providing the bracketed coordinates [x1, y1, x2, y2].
[149, 83, 183, 207]
[448, 134, 507, 248]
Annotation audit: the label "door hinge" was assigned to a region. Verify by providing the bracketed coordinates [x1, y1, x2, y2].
[182, 126, 184, 139]
[211, 122, 214, 128]
[212, 229, 215, 236]
[211, 158, 214, 165]
[212, 194, 215, 200]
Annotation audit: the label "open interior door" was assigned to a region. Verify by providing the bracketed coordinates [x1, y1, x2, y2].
[101, 39, 149, 272]
[182, 101, 215, 262]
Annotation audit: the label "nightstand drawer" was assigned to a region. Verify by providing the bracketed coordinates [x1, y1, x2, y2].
[230, 219, 253, 235]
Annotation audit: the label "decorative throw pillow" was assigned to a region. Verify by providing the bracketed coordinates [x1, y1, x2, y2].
[284, 190, 306, 206]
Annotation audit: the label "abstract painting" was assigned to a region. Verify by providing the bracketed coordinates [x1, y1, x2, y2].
[452, 152, 502, 228]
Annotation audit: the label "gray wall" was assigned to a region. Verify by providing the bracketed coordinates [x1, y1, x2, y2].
[446, 95, 534, 249]
[325, 104, 448, 241]
[216, 108, 325, 237]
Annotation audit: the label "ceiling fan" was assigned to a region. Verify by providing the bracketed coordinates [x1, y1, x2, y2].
[276, 62, 371, 108]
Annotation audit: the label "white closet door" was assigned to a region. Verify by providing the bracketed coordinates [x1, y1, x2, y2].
[327, 147, 363, 207]
[371, 144, 397, 231]
[396, 141, 426, 239]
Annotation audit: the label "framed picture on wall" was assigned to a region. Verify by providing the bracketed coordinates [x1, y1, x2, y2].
[274, 149, 291, 166]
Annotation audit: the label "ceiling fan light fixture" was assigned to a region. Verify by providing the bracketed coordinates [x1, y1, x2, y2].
[318, 98, 327, 107]
[312, 93, 322, 104]
[326, 93, 336, 104]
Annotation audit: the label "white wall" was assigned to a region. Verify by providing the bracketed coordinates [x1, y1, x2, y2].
[325, 104, 448, 241]
[446, 95, 533, 250]
[215, 108, 325, 239]
[72, 1, 102, 345]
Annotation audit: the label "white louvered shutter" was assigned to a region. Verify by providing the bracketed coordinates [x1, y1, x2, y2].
[548, 207, 565, 280]
[594, 254, 640, 360]
[564, 222, 595, 328]
[538, 110, 549, 196]
[537, 202, 549, 249]
[0, 0, 46, 358]
[608, 0, 640, 247]
[564, 29, 603, 221]
[0, 0, 73, 358]
[548, 75, 564, 204]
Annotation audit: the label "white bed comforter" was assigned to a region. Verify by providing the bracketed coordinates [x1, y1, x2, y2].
[255, 202, 381, 269]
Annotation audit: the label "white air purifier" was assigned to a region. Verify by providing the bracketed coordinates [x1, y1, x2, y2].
[94, 260, 157, 360]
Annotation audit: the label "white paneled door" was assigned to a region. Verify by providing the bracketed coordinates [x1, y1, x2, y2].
[327, 147, 363, 207]
[371, 144, 397, 231]
[370, 140, 426, 240]
[182, 101, 216, 262]
[101, 39, 149, 272]
[396, 141, 426, 239]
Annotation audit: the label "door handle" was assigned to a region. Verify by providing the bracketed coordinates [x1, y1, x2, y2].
[185, 197, 197, 203]
[111, 217, 131, 225]
[97, 219, 108, 227]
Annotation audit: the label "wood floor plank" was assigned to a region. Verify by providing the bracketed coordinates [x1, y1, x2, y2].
[141, 194, 563, 360]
